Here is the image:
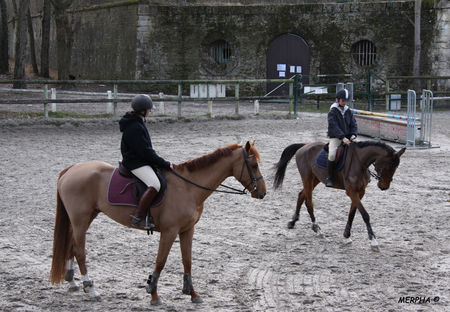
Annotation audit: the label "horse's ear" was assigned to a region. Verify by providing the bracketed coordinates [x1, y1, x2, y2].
[245, 141, 251, 153]
[397, 147, 406, 157]
[251, 140, 256, 146]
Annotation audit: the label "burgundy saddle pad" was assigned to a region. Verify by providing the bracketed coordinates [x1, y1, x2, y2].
[107, 168, 165, 207]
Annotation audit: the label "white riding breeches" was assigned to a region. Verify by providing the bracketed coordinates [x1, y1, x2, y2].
[131, 165, 161, 191]
[328, 138, 342, 161]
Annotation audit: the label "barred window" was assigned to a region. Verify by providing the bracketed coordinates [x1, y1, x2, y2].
[209, 40, 231, 64]
[351, 40, 376, 66]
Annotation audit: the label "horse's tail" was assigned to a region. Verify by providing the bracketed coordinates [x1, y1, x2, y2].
[273, 143, 305, 189]
[50, 166, 74, 284]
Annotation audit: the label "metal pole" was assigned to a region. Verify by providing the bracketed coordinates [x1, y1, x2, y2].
[235, 83, 239, 115]
[43, 84, 48, 118]
[113, 84, 118, 118]
[178, 83, 182, 118]
[289, 82, 293, 115]
[406, 89, 417, 148]
[293, 74, 299, 116]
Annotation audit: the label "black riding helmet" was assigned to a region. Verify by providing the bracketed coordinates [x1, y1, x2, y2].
[336, 89, 349, 101]
[131, 94, 154, 113]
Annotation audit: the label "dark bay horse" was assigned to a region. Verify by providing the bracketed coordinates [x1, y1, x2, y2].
[50, 141, 266, 305]
[274, 141, 405, 251]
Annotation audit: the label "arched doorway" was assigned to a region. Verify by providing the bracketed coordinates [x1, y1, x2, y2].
[266, 33, 310, 96]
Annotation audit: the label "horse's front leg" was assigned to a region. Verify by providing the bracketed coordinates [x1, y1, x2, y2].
[179, 227, 202, 303]
[288, 189, 305, 229]
[343, 205, 357, 245]
[347, 190, 379, 251]
[147, 230, 178, 305]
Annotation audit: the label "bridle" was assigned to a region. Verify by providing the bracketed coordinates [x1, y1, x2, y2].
[170, 147, 263, 195]
[238, 148, 264, 193]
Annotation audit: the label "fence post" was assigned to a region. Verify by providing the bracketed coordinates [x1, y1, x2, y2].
[51, 88, 57, 112]
[106, 90, 113, 114]
[43, 84, 49, 119]
[113, 84, 118, 118]
[177, 83, 182, 118]
[235, 83, 239, 115]
[158, 92, 164, 115]
[208, 100, 213, 117]
[254, 100, 259, 115]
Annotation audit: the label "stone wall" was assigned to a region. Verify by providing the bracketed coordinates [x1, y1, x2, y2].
[137, 1, 438, 94]
[4, 0, 446, 92]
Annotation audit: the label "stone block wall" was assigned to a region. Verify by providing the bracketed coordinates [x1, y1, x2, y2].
[137, 1, 437, 94]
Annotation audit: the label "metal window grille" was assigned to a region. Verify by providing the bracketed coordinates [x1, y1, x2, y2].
[210, 40, 231, 64]
[351, 40, 376, 66]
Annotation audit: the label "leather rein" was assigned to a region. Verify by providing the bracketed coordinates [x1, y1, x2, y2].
[170, 148, 263, 195]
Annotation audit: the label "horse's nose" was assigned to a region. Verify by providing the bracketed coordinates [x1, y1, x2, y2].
[259, 192, 266, 199]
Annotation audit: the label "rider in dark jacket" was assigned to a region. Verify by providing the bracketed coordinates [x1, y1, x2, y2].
[119, 94, 172, 229]
[326, 89, 357, 187]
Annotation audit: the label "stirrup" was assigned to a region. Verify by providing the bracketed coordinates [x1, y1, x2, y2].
[325, 178, 334, 187]
[130, 215, 155, 230]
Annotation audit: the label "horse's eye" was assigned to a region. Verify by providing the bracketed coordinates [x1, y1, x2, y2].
[252, 164, 258, 169]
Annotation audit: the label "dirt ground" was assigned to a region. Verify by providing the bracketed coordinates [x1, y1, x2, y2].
[0, 109, 449, 311]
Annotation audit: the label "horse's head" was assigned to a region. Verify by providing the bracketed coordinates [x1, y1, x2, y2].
[374, 147, 406, 190]
[233, 141, 266, 199]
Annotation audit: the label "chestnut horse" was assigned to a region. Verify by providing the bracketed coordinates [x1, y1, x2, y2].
[273, 141, 405, 251]
[50, 141, 266, 305]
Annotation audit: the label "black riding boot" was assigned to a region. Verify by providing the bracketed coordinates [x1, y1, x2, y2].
[130, 187, 158, 229]
[325, 160, 336, 187]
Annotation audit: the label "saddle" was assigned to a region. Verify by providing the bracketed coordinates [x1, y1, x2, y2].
[107, 162, 167, 207]
[315, 144, 347, 170]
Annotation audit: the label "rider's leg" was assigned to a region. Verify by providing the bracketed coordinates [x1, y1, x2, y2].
[326, 138, 340, 187]
[130, 166, 161, 228]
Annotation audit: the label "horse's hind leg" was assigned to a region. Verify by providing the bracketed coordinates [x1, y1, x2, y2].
[71, 215, 101, 301]
[65, 257, 79, 292]
[305, 178, 321, 236]
[288, 190, 305, 229]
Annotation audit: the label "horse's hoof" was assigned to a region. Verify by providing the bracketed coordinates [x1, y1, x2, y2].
[191, 297, 203, 303]
[151, 299, 163, 306]
[90, 295, 102, 302]
[371, 239, 380, 252]
[287, 221, 295, 229]
[311, 223, 321, 233]
[344, 238, 353, 245]
[68, 285, 79, 292]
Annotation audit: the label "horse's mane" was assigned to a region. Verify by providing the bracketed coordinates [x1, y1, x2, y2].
[176, 143, 260, 172]
[356, 141, 399, 166]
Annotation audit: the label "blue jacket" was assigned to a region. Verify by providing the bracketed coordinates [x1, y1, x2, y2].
[119, 112, 170, 170]
[327, 103, 357, 139]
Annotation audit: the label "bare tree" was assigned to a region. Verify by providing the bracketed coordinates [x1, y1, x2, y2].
[40, 0, 51, 78]
[413, 0, 421, 80]
[0, 0, 8, 73]
[13, 0, 30, 88]
[27, 5, 39, 75]
[50, 0, 74, 80]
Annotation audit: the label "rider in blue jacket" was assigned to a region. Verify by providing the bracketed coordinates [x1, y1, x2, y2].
[326, 89, 357, 187]
[119, 94, 173, 228]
